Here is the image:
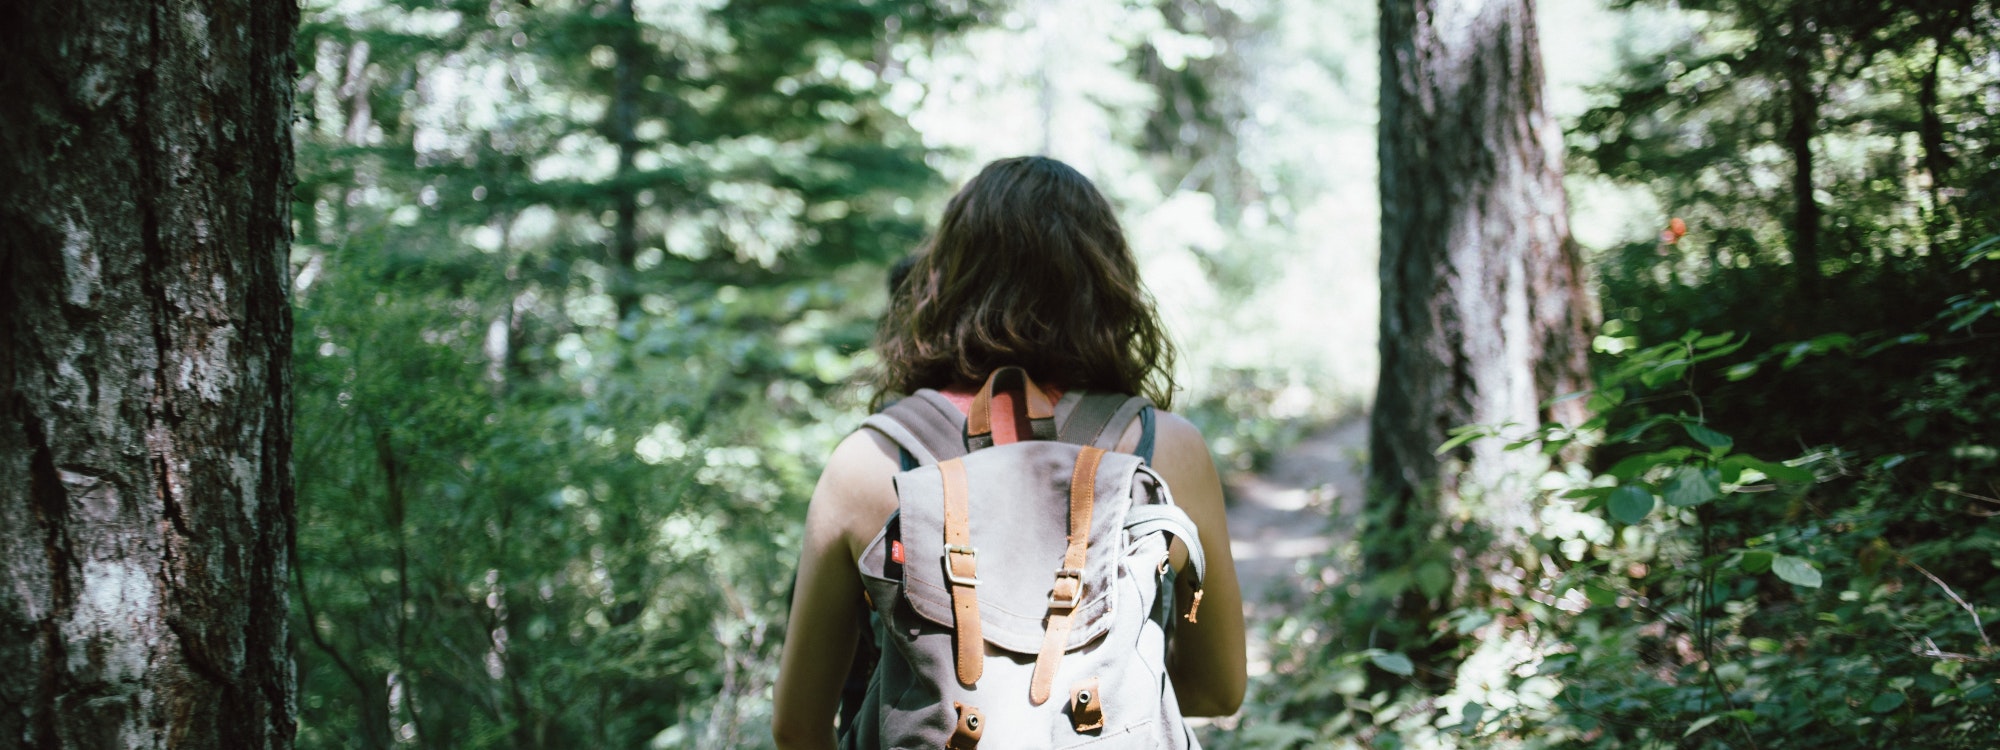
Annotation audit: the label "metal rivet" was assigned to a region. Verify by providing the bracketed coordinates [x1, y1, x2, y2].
[1077, 690, 1091, 705]
[965, 715, 980, 731]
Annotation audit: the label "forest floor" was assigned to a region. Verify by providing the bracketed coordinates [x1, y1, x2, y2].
[1222, 416, 1369, 679]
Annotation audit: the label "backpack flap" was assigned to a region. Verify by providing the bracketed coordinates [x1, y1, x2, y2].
[893, 442, 1143, 655]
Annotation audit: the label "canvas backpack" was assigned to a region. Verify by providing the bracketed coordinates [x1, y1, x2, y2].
[840, 367, 1209, 750]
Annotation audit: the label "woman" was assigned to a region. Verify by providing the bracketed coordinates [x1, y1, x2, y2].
[772, 156, 1246, 749]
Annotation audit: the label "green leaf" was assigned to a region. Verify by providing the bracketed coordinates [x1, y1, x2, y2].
[1758, 458, 1815, 484]
[1869, 692, 1906, 713]
[1452, 609, 1493, 635]
[1955, 234, 2000, 269]
[1683, 422, 1733, 451]
[1537, 655, 1576, 675]
[1459, 702, 1486, 731]
[1608, 484, 1655, 525]
[1370, 651, 1416, 676]
[1606, 447, 1692, 480]
[1416, 561, 1452, 599]
[1696, 340, 1744, 366]
[1540, 390, 1590, 409]
[1694, 331, 1735, 348]
[1739, 550, 1773, 574]
[1585, 387, 1626, 412]
[1684, 714, 1723, 737]
[1861, 333, 1927, 357]
[1604, 415, 1675, 445]
[1779, 334, 1856, 369]
[1687, 710, 1757, 736]
[1772, 555, 1823, 588]
[1664, 466, 1720, 507]
[1584, 583, 1620, 607]
[1435, 426, 1486, 455]
[1782, 342, 1815, 369]
[1724, 361, 1761, 381]
[1561, 486, 1615, 504]
[1811, 333, 1856, 351]
[1639, 362, 1689, 388]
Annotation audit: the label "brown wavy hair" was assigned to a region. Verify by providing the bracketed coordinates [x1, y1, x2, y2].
[870, 156, 1178, 410]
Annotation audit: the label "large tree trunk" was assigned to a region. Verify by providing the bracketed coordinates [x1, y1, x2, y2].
[1367, 0, 1592, 660]
[0, 1, 298, 747]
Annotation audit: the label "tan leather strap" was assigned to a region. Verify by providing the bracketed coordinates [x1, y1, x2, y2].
[947, 701, 984, 749]
[1028, 446, 1104, 705]
[1070, 676, 1104, 732]
[940, 458, 982, 686]
[966, 366, 1056, 448]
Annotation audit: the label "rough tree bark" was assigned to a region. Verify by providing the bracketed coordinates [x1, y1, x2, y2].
[0, 1, 298, 747]
[1367, 0, 1593, 655]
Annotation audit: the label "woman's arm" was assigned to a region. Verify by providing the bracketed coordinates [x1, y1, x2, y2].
[1149, 411, 1248, 716]
[771, 431, 898, 749]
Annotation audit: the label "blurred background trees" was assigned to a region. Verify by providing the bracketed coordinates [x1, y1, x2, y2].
[291, 0, 968, 745]
[281, 0, 1998, 747]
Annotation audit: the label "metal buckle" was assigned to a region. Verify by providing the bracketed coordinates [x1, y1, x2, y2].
[1047, 567, 1084, 608]
[944, 545, 979, 586]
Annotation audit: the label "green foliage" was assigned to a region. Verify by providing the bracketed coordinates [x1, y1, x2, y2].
[289, 0, 977, 746]
[1509, 281, 1999, 748]
[1575, 0, 1998, 285]
[1214, 245, 2000, 746]
[1213, 0, 2000, 724]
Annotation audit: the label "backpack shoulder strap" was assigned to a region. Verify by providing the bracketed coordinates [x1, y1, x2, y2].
[1124, 504, 1205, 588]
[1057, 392, 1128, 446]
[1129, 465, 1206, 622]
[1065, 393, 1155, 461]
[869, 388, 1155, 462]
[861, 389, 968, 466]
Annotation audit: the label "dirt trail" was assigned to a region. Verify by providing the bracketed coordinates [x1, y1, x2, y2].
[1221, 416, 1369, 676]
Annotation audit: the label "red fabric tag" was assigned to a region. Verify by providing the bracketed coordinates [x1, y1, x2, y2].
[891, 540, 905, 564]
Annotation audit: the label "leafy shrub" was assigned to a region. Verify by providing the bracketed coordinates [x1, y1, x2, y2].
[1211, 238, 2000, 749]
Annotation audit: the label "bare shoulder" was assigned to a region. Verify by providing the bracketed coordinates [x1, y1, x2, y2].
[808, 428, 903, 561]
[1149, 410, 1212, 461]
[1111, 409, 1217, 482]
